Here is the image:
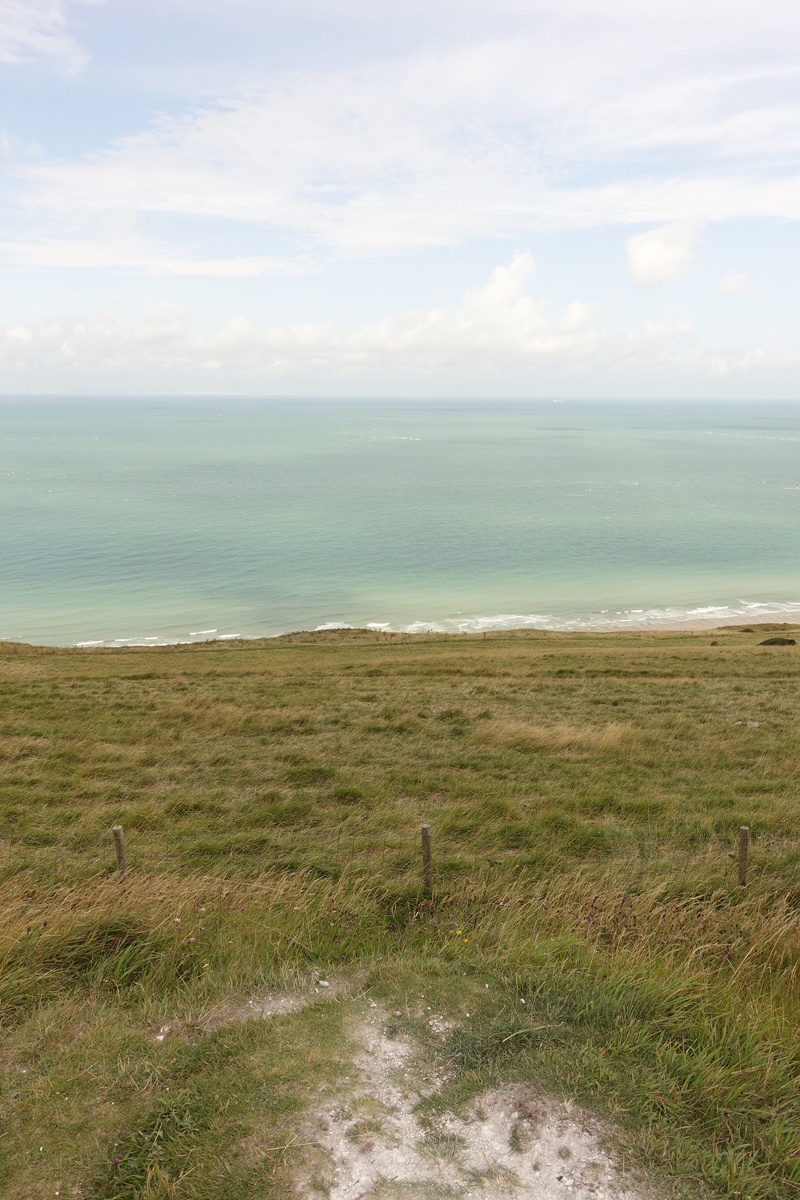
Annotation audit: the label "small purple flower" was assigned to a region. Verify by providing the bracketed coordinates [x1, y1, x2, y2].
[113, 1158, 120, 1167]
[43, 920, 48, 927]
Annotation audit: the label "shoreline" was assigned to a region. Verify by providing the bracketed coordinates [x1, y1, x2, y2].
[63, 598, 800, 648]
[2, 607, 800, 652]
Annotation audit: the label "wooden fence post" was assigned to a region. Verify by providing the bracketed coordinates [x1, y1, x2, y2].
[738, 826, 749, 887]
[112, 825, 127, 877]
[421, 824, 433, 892]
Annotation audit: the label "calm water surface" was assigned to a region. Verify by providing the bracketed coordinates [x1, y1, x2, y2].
[2, 398, 799, 645]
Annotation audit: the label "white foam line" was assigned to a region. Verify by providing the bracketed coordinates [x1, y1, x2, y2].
[61, 597, 800, 652]
[393, 600, 800, 635]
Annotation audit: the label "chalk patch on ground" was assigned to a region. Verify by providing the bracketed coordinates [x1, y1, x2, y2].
[198, 976, 348, 1032]
[428, 1015, 459, 1038]
[298, 1008, 658, 1200]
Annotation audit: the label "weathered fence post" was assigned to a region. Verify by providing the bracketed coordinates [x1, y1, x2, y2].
[738, 826, 749, 887]
[112, 825, 127, 877]
[421, 823, 433, 892]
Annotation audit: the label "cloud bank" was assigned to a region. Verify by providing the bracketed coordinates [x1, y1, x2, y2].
[3, 253, 786, 390]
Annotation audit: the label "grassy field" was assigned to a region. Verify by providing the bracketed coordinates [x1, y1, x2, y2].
[2, 626, 800, 1199]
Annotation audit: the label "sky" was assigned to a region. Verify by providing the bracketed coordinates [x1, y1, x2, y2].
[0, 0, 799, 397]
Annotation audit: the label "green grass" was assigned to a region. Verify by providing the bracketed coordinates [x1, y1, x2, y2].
[2, 624, 800, 857]
[2, 626, 800, 1198]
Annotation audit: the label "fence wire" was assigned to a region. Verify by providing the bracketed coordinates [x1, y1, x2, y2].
[2, 827, 800, 891]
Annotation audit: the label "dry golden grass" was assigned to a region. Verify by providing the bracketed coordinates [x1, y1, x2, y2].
[477, 718, 631, 754]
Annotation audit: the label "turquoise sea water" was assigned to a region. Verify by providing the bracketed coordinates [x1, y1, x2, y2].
[2, 398, 799, 646]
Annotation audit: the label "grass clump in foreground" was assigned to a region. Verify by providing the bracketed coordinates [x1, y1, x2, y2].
[1, 625, 800, 1198]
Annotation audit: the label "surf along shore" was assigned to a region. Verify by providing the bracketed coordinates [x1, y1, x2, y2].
[2, 625, 800, 1199]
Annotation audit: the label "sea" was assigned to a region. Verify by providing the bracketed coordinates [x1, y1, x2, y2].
[1, 398, 799, 647]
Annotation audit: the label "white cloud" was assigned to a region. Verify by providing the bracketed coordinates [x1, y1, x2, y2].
[0, 0, 97, 72]
[8, 14, 800, 262]
[0, 132, 43, 158]
[0, 237, 321, 276]
[626, 219, 705, 286]
[708, 348, 770, 375]
[0, 253, 703, 381]
[5, 247, 794, 394]
[715, 271, 757, 296]
[0, 1, 796, 396]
